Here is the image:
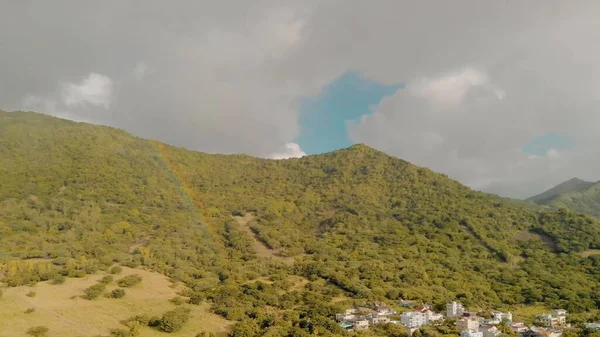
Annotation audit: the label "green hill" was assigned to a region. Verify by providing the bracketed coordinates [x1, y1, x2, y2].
[527, 178, 596, 204]
[4, 111, 600, 336]
[528, 178, 600, 218]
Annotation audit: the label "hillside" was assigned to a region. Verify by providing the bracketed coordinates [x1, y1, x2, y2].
[527, 178, 595, 204]
[4, 111, 600, 336]
[528, 178, 600, 218]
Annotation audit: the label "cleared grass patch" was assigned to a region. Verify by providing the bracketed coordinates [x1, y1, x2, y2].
[578, 249, 600, 258]
[509, 304, 548, 324]
[233, 213, 297, 265]
[0, 266, 231, 337]
[513, 230, 558, 252]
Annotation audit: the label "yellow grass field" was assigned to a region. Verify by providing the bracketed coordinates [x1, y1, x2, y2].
[0, 266, 232, 337]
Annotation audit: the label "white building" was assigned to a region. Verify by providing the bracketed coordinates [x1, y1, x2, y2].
[528, 326, 563, 337]
[336, 312, 356, 322]
[354, 320, 369, 330]
[491, 311, 513, 322]
[447, 301, 465, 318]
[585, 323, 600, 330]
[480, 326, 501, 337]
[511, 322, 528, 333]
[401, 311, 427, 328]
[460, 330, 483, 337]
[425, 311, 444, 324]
[456, 318, 480, 331]
[370, 316, 391, 325]
[482, 318, 501, 326]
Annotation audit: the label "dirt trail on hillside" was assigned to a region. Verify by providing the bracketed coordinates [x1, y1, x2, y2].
[233, 213, 295, 266]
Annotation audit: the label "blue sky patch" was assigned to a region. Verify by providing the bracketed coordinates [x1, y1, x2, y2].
[295, 71, 402, 155]
[523, 132, 572, 156]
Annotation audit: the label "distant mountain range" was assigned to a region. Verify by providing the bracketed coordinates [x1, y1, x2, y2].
[528, 178, 600, 217]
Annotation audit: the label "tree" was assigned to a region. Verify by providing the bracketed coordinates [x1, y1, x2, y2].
[109, 266, 123, 275]
[230, 320, 260, 337]
[159, 307, 191, 333]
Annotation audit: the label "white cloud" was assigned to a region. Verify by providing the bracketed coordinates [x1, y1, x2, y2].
[269, 142, 306, 160]
[62, 73, 113, 109]
[546, 148, 560, 159]
[408, 68, 490, 106]
[22, 94, 93, 123]
[3, 1, 600, 197]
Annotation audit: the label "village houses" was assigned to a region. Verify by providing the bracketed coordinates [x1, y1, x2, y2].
[522, 326, 563, 337]
[537, 309, 567, 328]
[336, 301, 569, 337]
[335, 302, 397, 331]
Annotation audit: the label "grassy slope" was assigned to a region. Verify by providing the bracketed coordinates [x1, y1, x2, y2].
[0, 266, 231, 337]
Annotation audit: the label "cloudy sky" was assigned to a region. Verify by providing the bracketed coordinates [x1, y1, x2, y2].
[2, 1, 600, 199]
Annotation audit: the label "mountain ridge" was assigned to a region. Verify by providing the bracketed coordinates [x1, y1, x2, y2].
[527, 177, 600, 218]
[527, 177, 596, 204]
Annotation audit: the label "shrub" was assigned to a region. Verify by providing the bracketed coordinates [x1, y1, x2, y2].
[51, 275, 66, 285]
[169, 296, 185, 305]
[51, 257, 69, 266]
[148, 316, 162, 327]
[69, 270, 86, 278]
[84, 283, 106, 300]
[109, 266, 123, 275]
[26, 291, 36, 298]
[196, 333, 216, 337]
[159, 307, 191, 333]
[25, 308, 36, 314]
[100, 275, 114, 284]
[188, 293, 203, 305]
[128, 314, 151, 326]
[109, 288, 126, 299]
[117, 274, 142, 287]
[109, 328, 137, 337]
[26, 326, 49, 337]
